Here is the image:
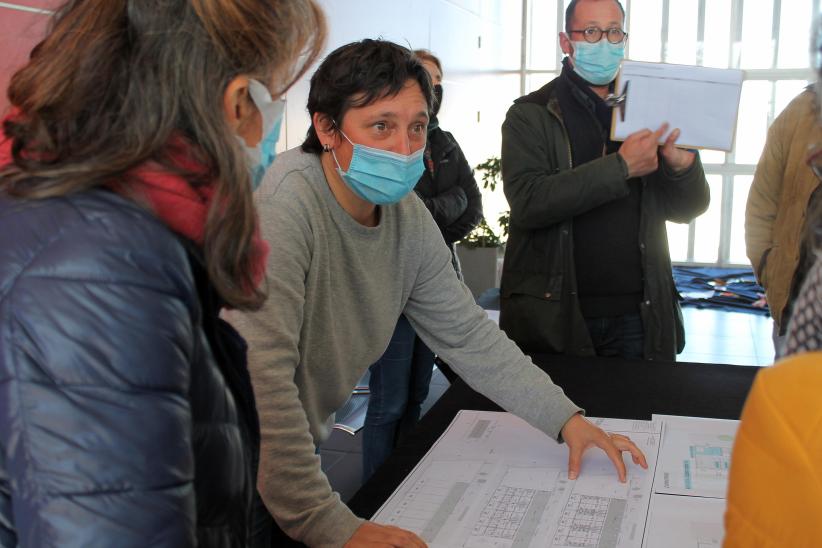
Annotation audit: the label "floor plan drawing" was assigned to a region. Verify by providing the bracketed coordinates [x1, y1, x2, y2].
[652, 415, 739, 499]
[373, 411, 660, 548]
[374, 412, 739, 547]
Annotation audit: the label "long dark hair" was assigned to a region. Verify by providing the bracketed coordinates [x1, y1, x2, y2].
[302, 39, 434, 154]
[0, 0, 325, 310]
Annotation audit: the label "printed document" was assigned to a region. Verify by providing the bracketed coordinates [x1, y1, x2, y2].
[652, 414, 739, 499]
[372, 411, 660, 548]
[642, 494, 726, 548]
[370, 412, 741, 546]
[611, 60, 744, 151]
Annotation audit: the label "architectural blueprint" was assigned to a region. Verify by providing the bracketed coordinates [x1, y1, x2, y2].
[651, 414, 739, 499]
[372, 411, 661, 548]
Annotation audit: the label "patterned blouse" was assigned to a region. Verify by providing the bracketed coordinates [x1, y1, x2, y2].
[785, 256, 822, 356]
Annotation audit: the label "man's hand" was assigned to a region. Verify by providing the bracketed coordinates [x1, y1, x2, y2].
[618, 124, 668, 178]
[660, 127, 695, 174]
[560, 414, 648, 483]
[345, 522, 427, 548]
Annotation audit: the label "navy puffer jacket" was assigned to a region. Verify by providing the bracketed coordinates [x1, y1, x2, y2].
[0, 189, 258, 547]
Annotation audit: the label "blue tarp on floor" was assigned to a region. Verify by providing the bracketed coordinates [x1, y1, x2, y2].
[475, 266, 770, 316]
[673, 266, 769, 316]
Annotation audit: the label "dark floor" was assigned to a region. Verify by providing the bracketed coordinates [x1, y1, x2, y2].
[318, 366, 450, 503]
[319, 306, 775, 504]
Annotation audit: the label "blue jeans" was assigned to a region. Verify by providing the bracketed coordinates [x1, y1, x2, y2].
[584, 312, 645, 360]
[362, 315, 434, 480]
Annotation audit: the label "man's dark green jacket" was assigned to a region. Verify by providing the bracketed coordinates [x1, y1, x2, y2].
[499, 78, 710, 361]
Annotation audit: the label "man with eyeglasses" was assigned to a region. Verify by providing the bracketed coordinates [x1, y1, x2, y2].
[499, 0, 709, 362]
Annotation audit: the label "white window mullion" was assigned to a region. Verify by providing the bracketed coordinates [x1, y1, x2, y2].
[520, 0, 528, 97]
[555, 0, 565, 68]
[660, 0, 670, 62]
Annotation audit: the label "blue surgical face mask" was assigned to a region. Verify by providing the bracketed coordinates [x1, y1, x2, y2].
[571, 39, 625, 86]
[331, 131, 425, 205]
[242, 79, 285, 190]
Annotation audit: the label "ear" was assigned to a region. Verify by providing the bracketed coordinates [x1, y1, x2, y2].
[223, 75, 255, 132]
[559, 32, 574, 57]
[312, 112, 341, 149]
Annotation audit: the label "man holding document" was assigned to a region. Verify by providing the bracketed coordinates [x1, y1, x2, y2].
[500, 0, 710, 361]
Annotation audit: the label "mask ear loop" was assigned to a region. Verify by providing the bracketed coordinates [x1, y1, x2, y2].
[326, 119, 355, 172]
[331, 119, 354, 147]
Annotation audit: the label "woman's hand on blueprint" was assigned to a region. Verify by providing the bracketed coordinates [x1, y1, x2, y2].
[345, 521, 428, 548]
[561, 414, 648, 483]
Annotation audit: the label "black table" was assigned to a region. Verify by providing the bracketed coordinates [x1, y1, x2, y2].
[347, 353, 760, 519]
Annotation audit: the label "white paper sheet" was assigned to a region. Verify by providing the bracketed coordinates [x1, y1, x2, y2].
[651, 414, 739, 499]
[642, 494, 726, 548]
[611, 60, 744, 151]
[372, 411, 661, 548]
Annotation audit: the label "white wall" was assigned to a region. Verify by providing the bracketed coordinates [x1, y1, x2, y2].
[280, 0, 525, 227]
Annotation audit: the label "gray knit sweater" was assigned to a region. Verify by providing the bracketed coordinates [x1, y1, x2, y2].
[231, 148, 581, 547]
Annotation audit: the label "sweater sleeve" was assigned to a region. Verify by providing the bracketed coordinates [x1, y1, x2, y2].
[230, 179, 364, 548]
[403, 205, 582, 440]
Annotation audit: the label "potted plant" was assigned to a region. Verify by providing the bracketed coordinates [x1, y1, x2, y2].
[456, 156, 510, 297]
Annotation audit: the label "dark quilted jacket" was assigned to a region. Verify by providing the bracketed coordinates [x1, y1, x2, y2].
[0, 189, 258, 547]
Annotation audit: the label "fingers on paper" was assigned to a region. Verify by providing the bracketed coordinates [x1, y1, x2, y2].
[663, 127, 682, 148]
[385, 525, 427, 548]
[653, 123, 670, 142]
[609, 433, 649, 469]
[567, 442, 584, 480]
[597, 434, 628, 483]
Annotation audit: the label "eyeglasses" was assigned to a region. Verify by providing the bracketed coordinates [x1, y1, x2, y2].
[569, 27, 628, 44]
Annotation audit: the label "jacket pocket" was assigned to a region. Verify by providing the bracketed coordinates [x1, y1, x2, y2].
[500, 273, 565, 353]
[501, 273, 562, 301]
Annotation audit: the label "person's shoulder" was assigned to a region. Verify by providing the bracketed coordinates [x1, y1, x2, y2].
[0, 189, 193, 298]
[774, 88, 818, 128]
[429, 126, 461, 154]
[747, 352, 822, 440]
[761, 352, 822, 390]
[397, 192, 440, 237]
[255, 148, 328, 240]
[505, 79, 561, 123]
[788, 87, 817, 111]
[258, 147, 324, 203]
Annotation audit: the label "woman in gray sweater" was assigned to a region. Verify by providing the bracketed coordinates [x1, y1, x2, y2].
[232, 39, 646, 548]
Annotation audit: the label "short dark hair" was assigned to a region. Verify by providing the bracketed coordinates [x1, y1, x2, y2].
[302, 39, 434, 154]
[565, 0, 626, 33]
